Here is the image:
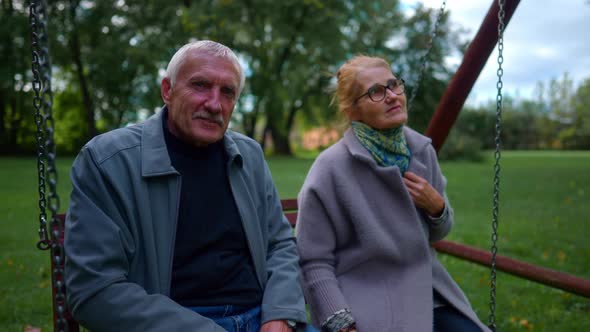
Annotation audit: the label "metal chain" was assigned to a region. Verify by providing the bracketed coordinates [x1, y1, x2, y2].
[407, 0, 447, 112]
[38, 0, 60, 227]
[30, 1, 68, 332]
[31, 0, 50, 251]
[489, 0, 505, 330]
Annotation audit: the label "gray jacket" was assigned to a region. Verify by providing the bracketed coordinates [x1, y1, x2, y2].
[65, 109, 307, 331]
[296, 128, 490, 332]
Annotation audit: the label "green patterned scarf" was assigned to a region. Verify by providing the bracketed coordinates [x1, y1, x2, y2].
[351, 121, 411, 174]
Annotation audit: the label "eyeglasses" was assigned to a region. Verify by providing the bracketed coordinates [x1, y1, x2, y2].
[355, 78, 405, 103]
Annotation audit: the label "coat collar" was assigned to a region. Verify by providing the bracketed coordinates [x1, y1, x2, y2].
[140, 106, 243, 177]
[342, 125, 432, 175]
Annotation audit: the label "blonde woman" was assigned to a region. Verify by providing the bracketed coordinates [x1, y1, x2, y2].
[296, 56, 489, 332]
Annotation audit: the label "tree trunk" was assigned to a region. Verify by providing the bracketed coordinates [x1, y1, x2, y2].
[260, 4, 308, 155]
[260, 125, 270, 151]
[8, 95, 18, 146]
[270, 129, 291, 155]
[0, 90, 6, 141]
[243, 97, 263, 139]
[1, 1, 13, 147]
[267, 120, 291, 155]
[69, 0, 97, 140]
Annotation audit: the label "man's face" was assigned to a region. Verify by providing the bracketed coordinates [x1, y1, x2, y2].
[161, 50, 241, 146]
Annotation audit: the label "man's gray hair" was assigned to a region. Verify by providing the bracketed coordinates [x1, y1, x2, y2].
[165, 40, 245, 94]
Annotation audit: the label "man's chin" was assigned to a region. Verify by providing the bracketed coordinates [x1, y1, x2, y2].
[189, 133, 223, 147]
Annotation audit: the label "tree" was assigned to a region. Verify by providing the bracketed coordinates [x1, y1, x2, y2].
[0, 0, 37, 154]
[396, 4, 455, 133]
[1, 1, 463, 155]
[563, 78, 590, 148]
[181, 0, 460, 154]
[47, 0, 186, 145]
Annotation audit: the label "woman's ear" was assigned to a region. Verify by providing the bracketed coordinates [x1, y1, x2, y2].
[346, 107, 359, 121]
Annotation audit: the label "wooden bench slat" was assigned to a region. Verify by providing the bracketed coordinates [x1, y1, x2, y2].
[285, 212, 297, 226]
[280, 199, 298, 211]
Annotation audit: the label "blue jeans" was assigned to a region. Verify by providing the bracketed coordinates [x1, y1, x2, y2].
[189, 305, 261, 332]
[188, 305, 319, 332]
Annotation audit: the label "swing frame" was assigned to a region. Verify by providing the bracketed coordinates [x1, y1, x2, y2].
[29, 0, 590, 331]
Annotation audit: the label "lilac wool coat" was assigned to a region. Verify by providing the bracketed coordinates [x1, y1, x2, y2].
[296, 127, 490, 332]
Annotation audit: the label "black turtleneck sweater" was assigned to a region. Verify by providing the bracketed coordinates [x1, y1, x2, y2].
[164, 123, 262, 307]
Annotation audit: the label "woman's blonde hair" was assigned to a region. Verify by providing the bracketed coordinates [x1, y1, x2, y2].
[333, 55, 392, 118]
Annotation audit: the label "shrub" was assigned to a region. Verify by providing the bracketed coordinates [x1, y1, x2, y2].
[438, 130, 484, 162]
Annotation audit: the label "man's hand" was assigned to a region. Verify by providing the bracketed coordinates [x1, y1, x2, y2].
[403, 171, 444, 217]
[260, 320, 292, 332]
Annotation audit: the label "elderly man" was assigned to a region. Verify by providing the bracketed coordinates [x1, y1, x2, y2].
[65, 40, 310, 332]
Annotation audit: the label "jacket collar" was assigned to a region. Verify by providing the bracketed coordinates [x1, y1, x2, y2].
[343, 125, 432, 173]
[140, 106, 243, 177]
[222, 131, 244, 168]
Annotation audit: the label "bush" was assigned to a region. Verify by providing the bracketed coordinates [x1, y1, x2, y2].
[438, 130, 484, 162]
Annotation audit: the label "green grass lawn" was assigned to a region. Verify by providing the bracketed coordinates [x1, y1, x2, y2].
[1, 151, 589, 331]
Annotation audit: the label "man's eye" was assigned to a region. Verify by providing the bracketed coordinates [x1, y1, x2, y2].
[192, 81, 208, 89]
[222, 87, 236, 98]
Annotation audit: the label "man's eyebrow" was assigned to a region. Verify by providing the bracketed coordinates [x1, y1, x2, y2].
[188, 75, 208, 82]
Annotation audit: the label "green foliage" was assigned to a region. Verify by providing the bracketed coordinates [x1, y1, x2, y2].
[0, 1, 36, 154]
[451, 107, 495, 149]
[3, 2, 587, 157]
[46, 0, 183, 144]
[438, 129, 483, 162]
[180, 0, 447, 154]
[400, 4, 455, 132]
[53, 86, 88, 153]
[436, 75, 590, 158]
[530, 73, 590, 149]
[561, 78, 590, 148]
[1, 1, 464, 155]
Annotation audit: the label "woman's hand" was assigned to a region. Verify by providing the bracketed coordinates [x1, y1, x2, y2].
[403, 171, 444, 217]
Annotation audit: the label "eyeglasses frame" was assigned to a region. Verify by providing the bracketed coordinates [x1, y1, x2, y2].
[354, 78, 405, 104]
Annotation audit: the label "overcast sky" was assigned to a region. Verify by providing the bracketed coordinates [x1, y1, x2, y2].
[402, 0, 590, 106]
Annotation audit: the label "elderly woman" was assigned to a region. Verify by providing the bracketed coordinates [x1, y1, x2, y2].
[296, 56, 490, 332]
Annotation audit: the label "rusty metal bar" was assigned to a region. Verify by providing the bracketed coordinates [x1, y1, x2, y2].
[54, 215, 80, 332]
[285, 210, 590, 298]
[425, 0, 521, 151]
[433, 240, 590, 298]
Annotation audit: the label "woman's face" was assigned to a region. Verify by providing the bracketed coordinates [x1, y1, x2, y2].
[349, 66, 407, 130]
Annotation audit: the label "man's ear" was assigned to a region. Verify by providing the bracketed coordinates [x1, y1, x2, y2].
[161, 77, 172, 104]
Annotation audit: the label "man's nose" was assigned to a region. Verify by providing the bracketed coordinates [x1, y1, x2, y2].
[204, 90, 222, 113]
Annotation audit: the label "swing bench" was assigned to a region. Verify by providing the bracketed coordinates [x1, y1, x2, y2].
[30, 0, 590, 331]
[50, 198, 590, 331]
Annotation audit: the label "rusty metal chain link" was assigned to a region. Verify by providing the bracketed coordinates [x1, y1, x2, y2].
[407, 0, 447, 112]
[489, 0, 506, 331]
[31, 0, 50, 251]
[30, 1, 68, 331]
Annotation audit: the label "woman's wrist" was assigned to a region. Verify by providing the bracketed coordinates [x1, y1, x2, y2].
[322, 308, 356, 332]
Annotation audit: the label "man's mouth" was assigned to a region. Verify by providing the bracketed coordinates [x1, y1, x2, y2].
[192, 111, 224, 127]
